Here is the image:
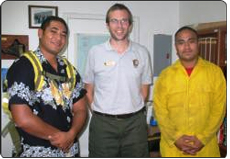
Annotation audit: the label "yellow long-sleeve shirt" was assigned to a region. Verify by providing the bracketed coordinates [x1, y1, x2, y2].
[153, 58, 226, 157]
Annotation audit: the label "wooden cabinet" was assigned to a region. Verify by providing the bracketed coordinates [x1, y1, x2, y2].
[196, 21, 226, 71]
[195, 21, 227, 157]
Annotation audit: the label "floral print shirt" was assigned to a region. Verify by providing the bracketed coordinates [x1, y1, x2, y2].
[7, 48, 86, 157]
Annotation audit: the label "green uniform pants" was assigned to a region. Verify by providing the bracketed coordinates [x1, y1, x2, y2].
[89, 111, 149, 157]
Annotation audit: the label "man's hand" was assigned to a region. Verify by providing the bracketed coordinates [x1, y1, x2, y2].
[182, 136, 204, 155]
[175, 135, 204, 156]
[48, 131, 75, 152]
[175, 135, 194, 153]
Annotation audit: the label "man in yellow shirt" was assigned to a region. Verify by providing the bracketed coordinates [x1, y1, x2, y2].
[153, 26, 226, 157]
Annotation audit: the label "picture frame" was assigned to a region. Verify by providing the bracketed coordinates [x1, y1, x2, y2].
[28, 5, 58, 28]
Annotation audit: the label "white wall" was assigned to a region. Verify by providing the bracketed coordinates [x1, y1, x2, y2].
[1, 1, 226, 157]
[1, 1, 227, 68]
[175, 1, 227, 63]
[179, 1, 227, 26]
[2, 1, 180, 65]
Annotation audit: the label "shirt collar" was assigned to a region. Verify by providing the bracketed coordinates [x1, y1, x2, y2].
[105, 39, 132, 53]
[34, 47, 47, 64]
[34, 47, 64, 68]
[174, 57, 205, 69]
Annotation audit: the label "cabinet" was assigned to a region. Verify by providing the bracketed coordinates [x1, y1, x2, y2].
[196, 21, 226, 71]
[153, 34, 172, 76]
[196, 21, 227, 157]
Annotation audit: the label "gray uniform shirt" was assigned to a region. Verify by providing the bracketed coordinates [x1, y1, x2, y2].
[84, 40, 152, 114]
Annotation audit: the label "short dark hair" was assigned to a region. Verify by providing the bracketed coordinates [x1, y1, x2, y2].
[106, 3, 133, 25]
[175, 26, 198, 41]
[40, 16, 69, 35]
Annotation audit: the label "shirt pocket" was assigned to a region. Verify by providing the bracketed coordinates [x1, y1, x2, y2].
[167, 89, 186, 126]
[195, 85, 214, 108]
[167, 86, 186, 109]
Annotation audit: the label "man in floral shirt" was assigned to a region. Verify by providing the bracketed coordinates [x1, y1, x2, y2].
[6, 16, 87, 157]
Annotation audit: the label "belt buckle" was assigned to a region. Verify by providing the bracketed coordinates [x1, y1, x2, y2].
[115, 114, 127, 120]
[114, 115, 122, 120]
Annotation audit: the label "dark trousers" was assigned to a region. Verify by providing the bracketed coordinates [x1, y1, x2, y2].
[89, 111, 149, 157]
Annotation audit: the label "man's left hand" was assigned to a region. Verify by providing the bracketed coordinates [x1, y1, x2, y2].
[183, 136, 204, 155]
[48, 131, 74, 152]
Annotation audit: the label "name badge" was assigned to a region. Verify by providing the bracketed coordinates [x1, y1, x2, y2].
[104, 60, 116, 66]
[133, 59, 139, 68]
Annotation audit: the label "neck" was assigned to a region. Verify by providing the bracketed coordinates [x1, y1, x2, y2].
[40, 47, 58, 72]
[47, 57, 58, 72]
[181, 58, 198, 69]
[110, 39, 130, 54]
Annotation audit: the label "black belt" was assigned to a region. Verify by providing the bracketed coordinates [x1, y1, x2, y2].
[93, 107, 146, 119]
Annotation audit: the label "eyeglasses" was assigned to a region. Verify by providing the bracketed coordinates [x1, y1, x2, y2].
[109, 18, 129, 25]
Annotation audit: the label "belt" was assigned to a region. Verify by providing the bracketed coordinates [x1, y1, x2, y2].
[93, 107, 146, 119]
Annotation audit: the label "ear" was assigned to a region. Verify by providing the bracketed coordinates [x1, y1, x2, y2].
[38, 29, 43, 39]
[128, 24, 133, 33]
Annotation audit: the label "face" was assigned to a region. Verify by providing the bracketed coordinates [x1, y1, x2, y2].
[107, 10, 132, 42]
[38, 21, 67, 56]
[175, 29, 199, 63]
